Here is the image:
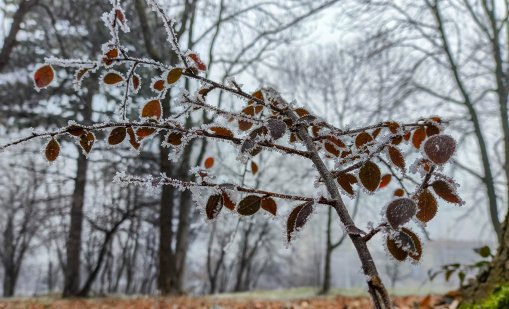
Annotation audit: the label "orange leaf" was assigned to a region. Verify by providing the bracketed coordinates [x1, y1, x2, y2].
[412, 127, 426, 149]
[34, 65, 54, 89]
[379, 174, 392, 188]
[209, 127, 234, 138]
[115, 9, 125, 23]
[204, 157, 214, 169]
[141, 100, 162, 120]
[152, 80, 165, 91]
[394, 188, 405, 197]
[188, 53, 207, 71]
[45, 138, 60, 161]
[105, 48, 119, 59]
[251, 161, 259, 175]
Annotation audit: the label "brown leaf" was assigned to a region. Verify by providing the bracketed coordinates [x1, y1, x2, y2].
[355, 132, 373, 148]
[294, 108, 310, 118]
[167, 132, 183, 145]
[326, 136, 345, 148]
[67, 125, 86, 137]
[337, 173, 357, 196]
[45, 138, 60, 161]
[206, 194, 222, 220]
[127, 127, 140, 150]
[152, 80, 165, 91]
[287, 201, 313, 243]
[251, 162, 259, 175]
[204, 157, 214, 169]
[136, 127, 156, 139]
[266, 119, 287, 140]
[132, 74, 140, 91]
[167, 68, 182, 84]
[359, 161, 381, 192]
[394, 188, 405, 197]
[115, 9, 125, 23]
[416, 190, 438, 222]
[221, 192, 236, 211]
[379, 174, 392, 189]
[426, 124, 440, 136]
[34, 65, 54, 89]
[238, 119, 253, 131]
[103, 72, 123, 85]
[141, 100, 162, 120]
[324, 142, 340, 157]
[386, 235, 408, 261]
[108, 127, 127, 145]
[80, 132, 95, 154]
[412, 127, 426, 149]
[432, 180, 462, 204]
[209, 127, 234, 138]
[388, 146, 405, 170]
[105, 48, 118, 59]
[387, 121, 400, 134]
[372, 127, 382, 138]
[386, 198, 417, 229]
[261, 197, 277, 216]
[237, 195, 261, 216]
[401, 227, 422, 261]
[423, 134, 456, 165]
[188, 53, 207, 71]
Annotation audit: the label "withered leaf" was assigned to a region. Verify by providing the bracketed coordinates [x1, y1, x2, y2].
[287, 201, 313, 243]
[45, 138, 60, 161]
[261, 197, 277, 216]
[167, 68, 182, 84]
[416, 190, 438, 223]
[386, 198, 417, 229]
[206, 194, 222, 220]
[432, 180, 462, 204]
[337, 173, 357, 196]
[423, 134, 456, 165]
[108, 127, 127, 145]
[34, 65, 54, 89]
[266, 119, 287, 140]
[412, 127, 426, 149]
[142, 100, 162, 120]
[359, 161, 381, 192]
[103, 72, 123, 85]
[237, 195, 261, 216]
[388, 146, 405, 170]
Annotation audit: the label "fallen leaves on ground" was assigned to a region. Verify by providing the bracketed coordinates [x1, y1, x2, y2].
[0, 294, 444, 309]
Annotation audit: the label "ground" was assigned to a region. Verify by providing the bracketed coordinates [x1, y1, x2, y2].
[0, 288, 448, 309]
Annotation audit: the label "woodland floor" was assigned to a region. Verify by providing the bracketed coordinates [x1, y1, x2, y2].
[0, 291, 451, 309]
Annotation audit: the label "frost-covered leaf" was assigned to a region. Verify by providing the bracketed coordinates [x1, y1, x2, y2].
[266, 119, 286, 140]
[337, 173, 357, 196]
[355, 132, 373, 148]
[204, 157, 214, 169]
[388, 146, 405, 170]
[426, 124, 440, 136]
[34, 65, 54, 89]
[386, 234, 408, 261]
[167, 68, 182, 84]
[187, 52, 207, 71]
[67, 125, 86, 137]
[359, 161, 381, 192]
[386, 198, 417, 229]
[80, 132, 95, 154]
[423, 134, 456, 165]
[402, 228, 422, 261]
[136, 127, 156, 139]
[209, 127, 234, 138]
[238, 119, 253, 131]
[206, 194, 222, 220]
[108, 127, 127, 145]
[103, 72, 123, 85]
[127, 127, 140, 150]
[294, 108, 310, 118]
[221, 192, 235, 211]
[132, 74, 140, 91]
[324, 142, 340, 157]
[432, 180, 462, 204]
[261, 197, 277, 216]
[141, 100, 162, 120]
[416, 190, 438, 222]
[237, 195, 261, 216]
[287, 201, 313, 243]
[152, 79, 165, 92]
[167, 132, 183, 145]
[45, 138, 60, 161]
[412, 127, 426, 149]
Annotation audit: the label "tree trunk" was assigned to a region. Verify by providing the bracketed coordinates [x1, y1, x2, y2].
[63, 154, 88, 297]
